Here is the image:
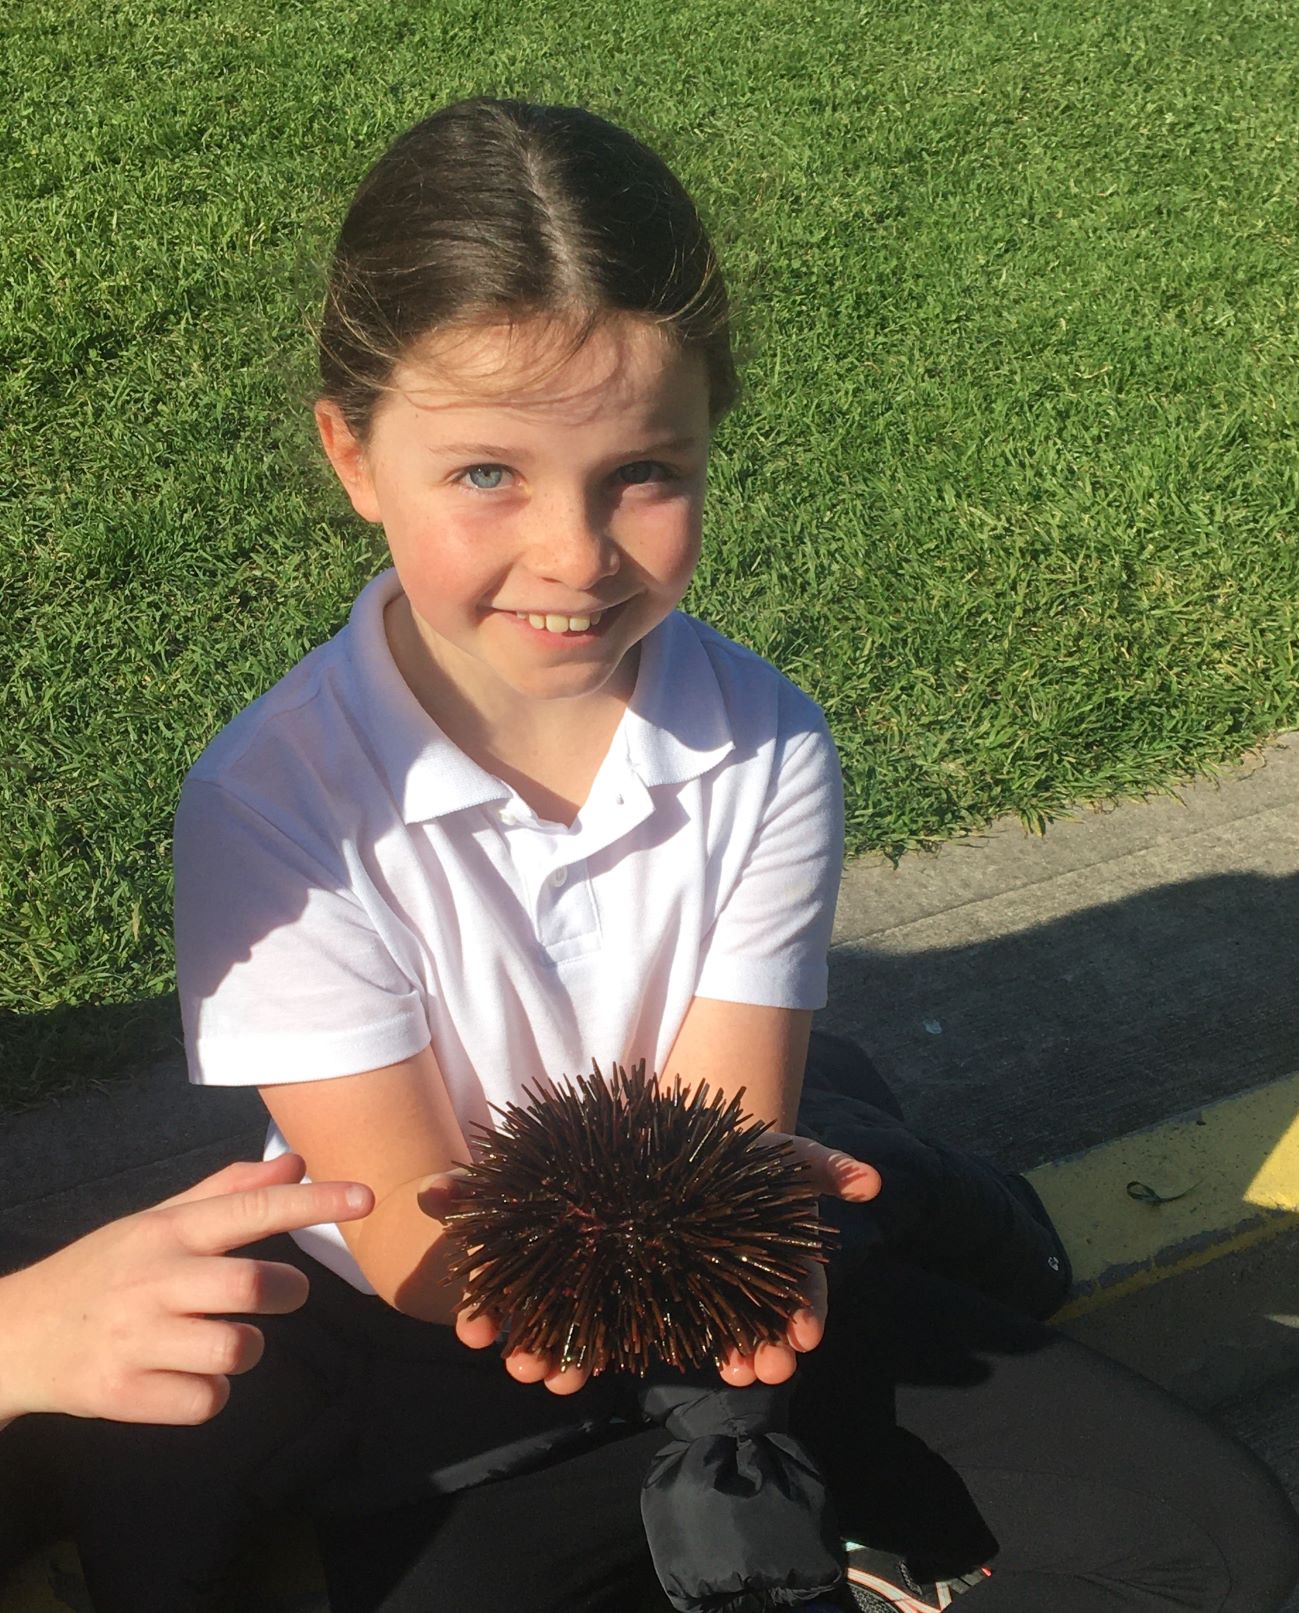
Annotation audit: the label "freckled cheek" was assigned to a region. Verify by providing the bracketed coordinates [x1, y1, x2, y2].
[623, 504, 703, 585]
[385, 519, 496, 615]
[376, 492, 440, 560]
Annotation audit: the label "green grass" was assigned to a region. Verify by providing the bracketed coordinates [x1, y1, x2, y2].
[4, 0, 1299, 1105]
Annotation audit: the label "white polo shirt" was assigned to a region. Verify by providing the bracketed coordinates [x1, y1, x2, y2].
[174, 567, 843, 1286]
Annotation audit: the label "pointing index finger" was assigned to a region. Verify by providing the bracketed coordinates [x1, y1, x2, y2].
[158, 1154, 308, 1210]
[166, 1180, 374, 1255]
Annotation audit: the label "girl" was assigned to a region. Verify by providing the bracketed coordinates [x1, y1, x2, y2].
[46, 98, 1299, 1612]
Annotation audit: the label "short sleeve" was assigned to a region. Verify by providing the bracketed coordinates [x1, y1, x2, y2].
[174, 778, 430, 1085]
[693, 716, 844, 1009]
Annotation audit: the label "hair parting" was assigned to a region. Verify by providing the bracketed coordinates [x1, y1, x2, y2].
[317, 98, 737, 438]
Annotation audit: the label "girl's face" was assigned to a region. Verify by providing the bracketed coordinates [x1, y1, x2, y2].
[316, 315, 712, 721]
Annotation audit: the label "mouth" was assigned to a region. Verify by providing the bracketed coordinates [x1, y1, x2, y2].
[502, 604, 620, 637]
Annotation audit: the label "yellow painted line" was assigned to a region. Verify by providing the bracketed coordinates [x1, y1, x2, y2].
[1051, 1215, 1296, 1322]
[1027, 1071, 1299, 1316]
[1248, 1094, 1299, 1210]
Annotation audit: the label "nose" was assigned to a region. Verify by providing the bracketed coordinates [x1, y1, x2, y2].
[526, 487, 621, 591]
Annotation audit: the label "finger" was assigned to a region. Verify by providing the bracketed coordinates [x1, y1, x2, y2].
[504, 1349, 555, 1385]
[107, 1370, 232, 1427]
[798, 1259, 828, 1329]
[454, 1308, 502, 1351]
[782, 1136, 882, 1202]
[717, 1350, 758, 1387]
[159, 1155, 307, 1210]
[542, 1360, 591, 1396]
[542, 1362, 590, 1396]
[167, 1180, 375, 1256]
[167, 1255, 310, 1318]
[416, 1172, 471, 1223]
[787, 1306, 823, 1354]
[148, 1317, 266, 1379]
[753, 1339, 798, 1385]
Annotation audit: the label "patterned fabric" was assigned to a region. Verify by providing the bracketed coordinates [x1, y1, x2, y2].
[843, 1542, 993, 1611]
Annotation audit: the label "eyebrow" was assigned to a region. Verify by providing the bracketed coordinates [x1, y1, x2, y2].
[431, 443, 518, 460]
[634, 435, 705, 456]
[430, 435, 704, 460]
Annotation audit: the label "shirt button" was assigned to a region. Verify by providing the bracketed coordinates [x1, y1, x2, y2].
[549, 867, 568, 888]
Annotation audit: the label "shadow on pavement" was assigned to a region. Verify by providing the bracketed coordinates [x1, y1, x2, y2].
[823, 869, 1299, 1172]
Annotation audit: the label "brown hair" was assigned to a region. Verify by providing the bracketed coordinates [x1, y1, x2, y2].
[317, 98, 736, 438]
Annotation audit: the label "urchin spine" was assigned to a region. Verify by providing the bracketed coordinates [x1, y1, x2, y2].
[442, 1060, 826, 1375]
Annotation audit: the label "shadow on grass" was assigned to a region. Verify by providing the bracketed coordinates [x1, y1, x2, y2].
[0, 993, 183, 1114]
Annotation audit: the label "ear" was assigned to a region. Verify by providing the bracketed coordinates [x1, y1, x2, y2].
[314, 399, 383, 524]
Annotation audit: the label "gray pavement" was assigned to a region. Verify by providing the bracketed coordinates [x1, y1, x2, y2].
[827, 735, 1299, 1170]
[824, 733, 1299, 1551]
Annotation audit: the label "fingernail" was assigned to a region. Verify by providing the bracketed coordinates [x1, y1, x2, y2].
[792, 1308, 818, 1344]
[345, 1184, 370, 1210]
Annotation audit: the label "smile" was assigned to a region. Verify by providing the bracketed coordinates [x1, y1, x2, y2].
[512, 610, 606, 634]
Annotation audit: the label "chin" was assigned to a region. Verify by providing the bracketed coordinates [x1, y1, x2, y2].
[512, 668, 621, 703]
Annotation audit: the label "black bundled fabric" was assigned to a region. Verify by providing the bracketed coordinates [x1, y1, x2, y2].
[639, 1378, 843, 1612]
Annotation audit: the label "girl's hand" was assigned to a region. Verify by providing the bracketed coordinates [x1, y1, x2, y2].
[419, 1134, 880, 1395]
[715, 1134, 879, 1388]
[0, 1155, 373, 1427]
[416, 1172, 592, 1394]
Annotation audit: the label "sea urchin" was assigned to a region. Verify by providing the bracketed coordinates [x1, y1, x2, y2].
[442, 1060, 827, 1376]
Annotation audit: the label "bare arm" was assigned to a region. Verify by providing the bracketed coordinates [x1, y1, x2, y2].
[257, 1046, 473, 1324]
[662, 996, 814, 1130]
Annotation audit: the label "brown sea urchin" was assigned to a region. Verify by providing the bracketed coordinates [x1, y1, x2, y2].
[442, 1061, 827, 1376]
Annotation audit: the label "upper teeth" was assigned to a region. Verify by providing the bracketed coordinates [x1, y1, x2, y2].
[516, 611, 604, 632]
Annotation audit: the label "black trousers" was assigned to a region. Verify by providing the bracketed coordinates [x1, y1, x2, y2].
[7, 1234, 1299, 1613]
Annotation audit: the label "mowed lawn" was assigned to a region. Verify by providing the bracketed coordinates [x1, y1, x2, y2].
[3, 0, 1299, 1102]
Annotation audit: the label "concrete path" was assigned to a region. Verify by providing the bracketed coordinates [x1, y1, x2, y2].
[827, 736, 1299, 1170]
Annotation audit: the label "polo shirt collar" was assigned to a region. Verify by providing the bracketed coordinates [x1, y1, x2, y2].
[343, 569, 510, 824]
[621, 609, 734, 788]
[343, 571, 733, 823]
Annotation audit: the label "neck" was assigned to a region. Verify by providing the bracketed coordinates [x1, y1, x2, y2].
[384, 597, 636, 824]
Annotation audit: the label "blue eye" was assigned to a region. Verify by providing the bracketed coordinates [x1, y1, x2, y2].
[464, 465, 506, 490]
[617, 461, 666, 486]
